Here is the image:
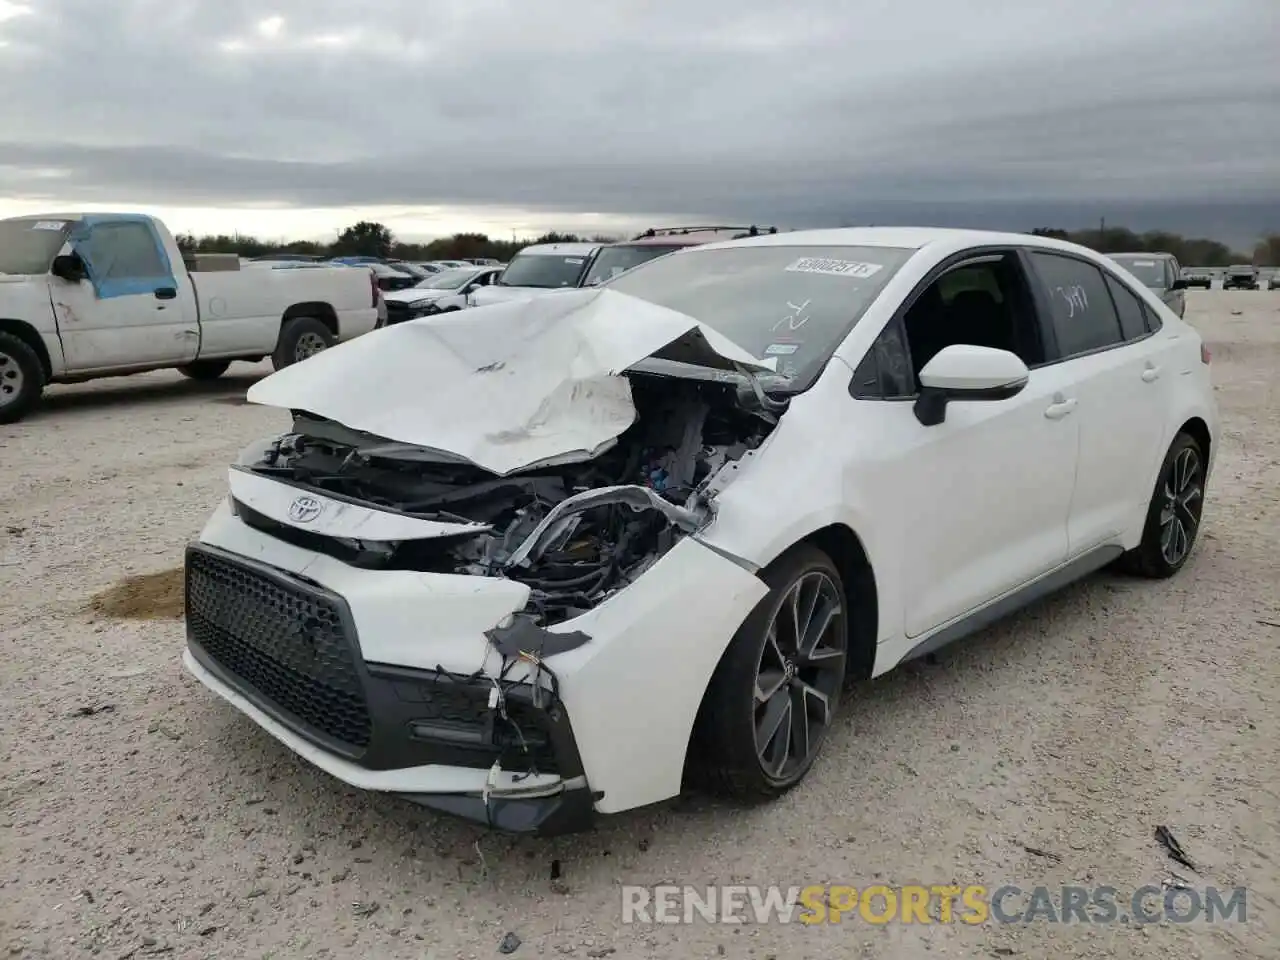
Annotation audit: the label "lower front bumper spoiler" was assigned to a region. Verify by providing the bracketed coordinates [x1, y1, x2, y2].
[183, 648, 594, 834]
[403, 787, 596, 835]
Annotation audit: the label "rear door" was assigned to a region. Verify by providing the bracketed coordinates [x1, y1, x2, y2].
[1025, 250, 1170, 556]
[57, 216, 196, 371]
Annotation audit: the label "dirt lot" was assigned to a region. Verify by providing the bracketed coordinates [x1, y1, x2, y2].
[2, 291, 1277, 959]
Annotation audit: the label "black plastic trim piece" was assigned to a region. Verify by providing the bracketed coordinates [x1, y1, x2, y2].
[400, 784, 597, 835]
[902, 544, 1125, 662]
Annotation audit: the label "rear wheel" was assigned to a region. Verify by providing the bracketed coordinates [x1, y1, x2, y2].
[1120, 432, 1206, 578]
[0, 332, 44, 425]
[272, 317, 334, 371]
[691, 545, 849, 800]
[177, 359, 231, 381]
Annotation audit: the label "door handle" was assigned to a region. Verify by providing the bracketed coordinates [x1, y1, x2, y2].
[1141, 366, 1161, 382]
[1044, 398, 1077, 420]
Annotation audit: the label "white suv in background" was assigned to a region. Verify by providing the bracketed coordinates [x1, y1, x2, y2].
[466, 242, 601, 308]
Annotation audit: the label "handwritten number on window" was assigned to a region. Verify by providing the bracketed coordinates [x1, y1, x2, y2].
[1054, 284, 1089, 318]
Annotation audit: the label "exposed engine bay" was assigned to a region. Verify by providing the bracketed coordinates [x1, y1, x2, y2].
[238, 368, 784, 625]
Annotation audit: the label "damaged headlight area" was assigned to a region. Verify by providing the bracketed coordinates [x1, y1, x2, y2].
[236, 372, 780, 625]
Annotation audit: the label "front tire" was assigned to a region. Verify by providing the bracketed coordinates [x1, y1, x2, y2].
[272, 317, 334, 371]
[1120, 433, 1206, 578]
[177, 359, 231, 381]
[0, 331, 44, 425]
[691, 544, 849, 801]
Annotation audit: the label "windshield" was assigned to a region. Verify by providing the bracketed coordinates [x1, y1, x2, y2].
[605, 244, 913, 386]
[414, 268, 477, 290]
[0, 217, 72, 275]
[1111, 255, 1167, 289]
[498, 251, 590, 289]
[582, 243, 685, 287]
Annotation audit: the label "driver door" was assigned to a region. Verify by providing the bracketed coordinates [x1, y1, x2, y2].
[56, 219, 196, 371]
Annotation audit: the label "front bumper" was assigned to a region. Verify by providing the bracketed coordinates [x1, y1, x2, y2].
[183, 542, 596, 835]
[186, 495, 768, 820]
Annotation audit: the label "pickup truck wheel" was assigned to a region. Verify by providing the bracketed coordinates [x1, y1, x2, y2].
[0, 332, 43, 425]
[272, 317, 334, 371]
[177, 359, 231, 381]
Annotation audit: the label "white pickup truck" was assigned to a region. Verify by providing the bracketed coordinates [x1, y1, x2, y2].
[0, 213, 381, 423]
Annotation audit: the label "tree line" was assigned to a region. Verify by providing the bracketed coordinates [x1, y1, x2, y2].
[176, 219, 1280, 267]
[175, 221, 620, 263]
[1030, 226, 1280, 268]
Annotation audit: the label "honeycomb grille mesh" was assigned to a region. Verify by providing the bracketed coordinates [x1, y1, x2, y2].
[186, 550, 372, 749]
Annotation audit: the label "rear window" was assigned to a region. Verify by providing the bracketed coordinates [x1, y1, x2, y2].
[604, 244, 913, 386]
[498, 252, 590, 289]
[1110, 255, 1168, 290]
[582, 244, 685, 287]
[0, 217, 71, 275]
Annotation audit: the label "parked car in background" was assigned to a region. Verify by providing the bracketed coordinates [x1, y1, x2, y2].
[406, 261, 448, 274]
[466, 242, 602, 308]
[185, 226, 1218, 834]
[0, 213, 379, 423]
[582, 226, 779, 288]
[1108, 252, 1187, 317]
[251, 253, 325, 263]
[1181, 268, 1212, 289]
[1268, 273, 1280, 290]
[384, 261, 433, 282]
[381, 265, 504, 324]
[430, 259, 472, 270]
[351, 261, 417, 292]
[1223, 265, 1260, 290]
[467, 257, 502, 266]
[330, 256, 385, 266]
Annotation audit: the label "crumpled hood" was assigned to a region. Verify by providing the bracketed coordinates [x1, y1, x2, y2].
[246, 288, 775, 476]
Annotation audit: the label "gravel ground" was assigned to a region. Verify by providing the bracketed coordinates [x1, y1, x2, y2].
[2, 291, 1277, 960]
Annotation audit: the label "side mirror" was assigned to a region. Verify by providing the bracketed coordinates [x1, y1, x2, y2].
[51, 253, 87, 283]
[913, 344, 1030, 426]
[1169, 278, 1188, 291]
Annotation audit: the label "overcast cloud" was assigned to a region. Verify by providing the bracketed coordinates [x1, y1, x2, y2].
[1, 0, 1277, 241]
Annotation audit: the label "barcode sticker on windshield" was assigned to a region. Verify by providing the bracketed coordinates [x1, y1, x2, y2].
[1132, 260, 1156, 266]
[31, 221, 66, 231]
[785, 257, 883, 279]
[565, 257, 584, 264]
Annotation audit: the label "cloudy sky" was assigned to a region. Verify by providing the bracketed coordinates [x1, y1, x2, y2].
[1, 0, 1277, 245]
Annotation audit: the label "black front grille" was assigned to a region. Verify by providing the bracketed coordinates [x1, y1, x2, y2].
[185, 547, 372, 750]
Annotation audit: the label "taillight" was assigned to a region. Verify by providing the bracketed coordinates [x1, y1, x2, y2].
[1200, 343, 1211, 364]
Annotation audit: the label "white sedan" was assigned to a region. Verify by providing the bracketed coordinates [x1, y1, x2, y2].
[182, 228, 1218, 834]
[380, 265, 504, 323]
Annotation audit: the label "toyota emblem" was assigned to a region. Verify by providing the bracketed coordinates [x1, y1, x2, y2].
[288, 495, 323, 523]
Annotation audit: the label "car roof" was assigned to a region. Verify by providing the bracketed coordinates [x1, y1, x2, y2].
[515, 242, 600, 256]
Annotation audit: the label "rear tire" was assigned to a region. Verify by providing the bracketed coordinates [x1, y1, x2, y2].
[0, 331, 44, 425]
[177, 359, 231, 381]
[1119, 433, 1206, 579]
[690, 544, 849, 801]
[272, 317, 334, 371]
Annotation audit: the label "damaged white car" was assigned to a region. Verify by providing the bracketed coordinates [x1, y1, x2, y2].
[184, 228, 1218, 834]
